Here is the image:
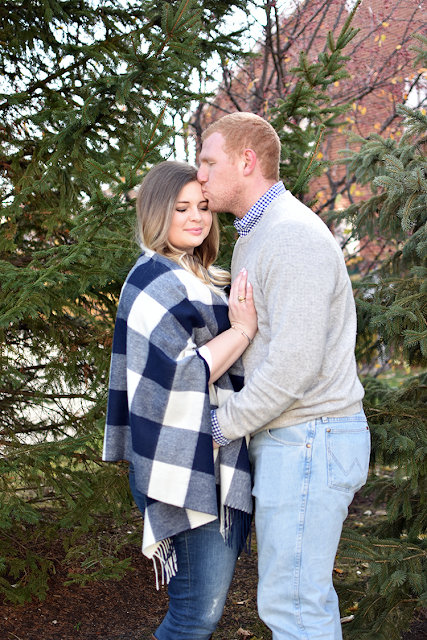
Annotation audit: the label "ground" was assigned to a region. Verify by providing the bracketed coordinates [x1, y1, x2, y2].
[2, 493, 427, 640]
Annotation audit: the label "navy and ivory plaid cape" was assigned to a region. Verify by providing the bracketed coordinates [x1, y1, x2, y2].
[103, 250, 252, 584]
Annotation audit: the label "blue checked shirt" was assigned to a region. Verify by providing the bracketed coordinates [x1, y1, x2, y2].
[212, 181, 286, 445]
[233, 181, 285, 237]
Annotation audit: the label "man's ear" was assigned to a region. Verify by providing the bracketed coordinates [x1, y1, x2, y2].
[242, 149, 257, 176]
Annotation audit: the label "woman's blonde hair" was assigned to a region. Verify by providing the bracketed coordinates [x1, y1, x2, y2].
[136, 161, 230, 291]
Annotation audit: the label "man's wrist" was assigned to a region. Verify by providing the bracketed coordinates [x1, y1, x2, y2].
[211, 409, 232, 446]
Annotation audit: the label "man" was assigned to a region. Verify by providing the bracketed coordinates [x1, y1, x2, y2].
[197, 112, 370, 640]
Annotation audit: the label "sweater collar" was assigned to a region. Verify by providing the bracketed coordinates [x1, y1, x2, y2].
[234, 181, 285, 237]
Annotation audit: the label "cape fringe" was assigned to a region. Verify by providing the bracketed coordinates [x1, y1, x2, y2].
[150, 506, 251, 589]
[151, 538, 178, 590]
[220, 505, 252, 555]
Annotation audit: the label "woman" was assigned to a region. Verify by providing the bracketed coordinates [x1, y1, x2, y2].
[103, 161, 257, 640]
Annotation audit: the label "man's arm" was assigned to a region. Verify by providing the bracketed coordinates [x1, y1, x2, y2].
[215, 224, 339, 441]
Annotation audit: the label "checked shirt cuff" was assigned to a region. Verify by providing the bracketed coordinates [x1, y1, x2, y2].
[211, 410, 232, 446]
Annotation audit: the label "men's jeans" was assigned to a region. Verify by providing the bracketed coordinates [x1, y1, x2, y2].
[129, 464, 239, 640]
[249, 411, 370, 640]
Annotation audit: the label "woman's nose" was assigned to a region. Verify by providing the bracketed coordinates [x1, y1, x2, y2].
[189, 207, 202, 220]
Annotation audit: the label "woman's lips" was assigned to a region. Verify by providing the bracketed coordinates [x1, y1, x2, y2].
[185, 228, 203, 235]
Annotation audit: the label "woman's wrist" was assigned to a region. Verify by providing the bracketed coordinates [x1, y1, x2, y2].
[230, 325, 253, 344]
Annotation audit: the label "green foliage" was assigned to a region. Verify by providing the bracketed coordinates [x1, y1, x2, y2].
[0, 0, 383, 613]
[338, 375, 427, 638]
[0, 0, 246, 602]
[270, 0, 362, 202]
[332, 101, 427, 367]
[327, 31, 427, 638]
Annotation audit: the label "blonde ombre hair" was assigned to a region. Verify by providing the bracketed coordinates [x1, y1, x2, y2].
[136, 161, 230, 291]
[202, 112, 280, 182]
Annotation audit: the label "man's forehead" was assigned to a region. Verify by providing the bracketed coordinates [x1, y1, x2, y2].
[200, 131, 226, 157]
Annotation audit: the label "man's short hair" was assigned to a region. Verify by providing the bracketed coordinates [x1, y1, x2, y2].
[201, 112, 281, 182]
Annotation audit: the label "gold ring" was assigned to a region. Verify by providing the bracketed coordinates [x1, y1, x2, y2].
[238, 296, 246, 302]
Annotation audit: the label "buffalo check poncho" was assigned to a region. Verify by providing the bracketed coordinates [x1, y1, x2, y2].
[103, 249, 252, 585]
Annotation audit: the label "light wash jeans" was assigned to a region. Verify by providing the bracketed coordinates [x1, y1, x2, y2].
[129, 463, 240, 640]
[249, 411, 370, 640]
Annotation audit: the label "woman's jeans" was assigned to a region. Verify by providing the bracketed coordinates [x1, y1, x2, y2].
[249, 411, 370, 640]
[129, 463, 239, 640]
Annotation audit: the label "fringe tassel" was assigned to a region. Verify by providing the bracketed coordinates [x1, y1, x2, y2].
[151, 537, 178, 590]
[220, 505, 252, 555]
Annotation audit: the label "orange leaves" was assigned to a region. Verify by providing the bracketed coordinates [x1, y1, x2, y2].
[247, 78, 259, 91]
[374, 33, 387, 47]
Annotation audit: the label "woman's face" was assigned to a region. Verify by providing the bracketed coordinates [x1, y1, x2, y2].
[168, 181, 212, 254]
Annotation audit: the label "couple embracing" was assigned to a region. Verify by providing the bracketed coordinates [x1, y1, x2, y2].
[103, 113, 370, 640]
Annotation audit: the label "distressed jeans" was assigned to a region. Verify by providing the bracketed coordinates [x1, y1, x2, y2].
[129, 463, 239, 640]
[249, 411, 370, 640]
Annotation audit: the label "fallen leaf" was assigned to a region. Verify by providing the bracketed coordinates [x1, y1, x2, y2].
[340, 615, 355, 623]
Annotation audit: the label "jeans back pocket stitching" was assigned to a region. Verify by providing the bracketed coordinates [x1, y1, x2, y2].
[329, 450, 365, 478]
[327, 430, 370, 493]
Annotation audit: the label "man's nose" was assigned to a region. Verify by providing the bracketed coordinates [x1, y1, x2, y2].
[197, 165, 206, 183]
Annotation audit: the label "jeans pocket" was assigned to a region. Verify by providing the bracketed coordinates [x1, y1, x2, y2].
[266, 424, 310, 446]
[326, 425, 370, 493]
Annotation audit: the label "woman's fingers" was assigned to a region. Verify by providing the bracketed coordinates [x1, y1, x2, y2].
[231, 269, 253, 308]
[237, 269, 248, 304]
[228, 269, 258, 340]
[245, 281, 253, 305]
[230, 268, 248, 307]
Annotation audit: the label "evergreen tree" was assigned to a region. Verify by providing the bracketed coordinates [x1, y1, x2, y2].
[0, 0, 247, 603]
[0, 0, 385, 616]
[327, 34, 427, 640]
[215, 0, 363, 271]
[271, 0, 362, 203]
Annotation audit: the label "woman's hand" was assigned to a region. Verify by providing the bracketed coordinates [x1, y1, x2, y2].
[201, 269, 258, 384]
[228, 268, 258, 341]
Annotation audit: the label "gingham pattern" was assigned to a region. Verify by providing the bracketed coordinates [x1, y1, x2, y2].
[234, 181, 286, 237]
[103, 251, 252, 583]
[212, 409, 231, 446]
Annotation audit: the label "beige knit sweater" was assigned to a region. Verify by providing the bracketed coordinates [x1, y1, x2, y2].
[216, 190, 364, 440]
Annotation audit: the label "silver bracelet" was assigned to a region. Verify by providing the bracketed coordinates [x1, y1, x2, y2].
[230, 325, 253, 345]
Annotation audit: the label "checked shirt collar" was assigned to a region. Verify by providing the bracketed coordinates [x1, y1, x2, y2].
[233, 181, 285, 237]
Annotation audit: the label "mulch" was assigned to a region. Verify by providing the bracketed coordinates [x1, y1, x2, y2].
[1, 522, 266, 640]
[1, 533, 267, 640]
[2, 494, 427, 640]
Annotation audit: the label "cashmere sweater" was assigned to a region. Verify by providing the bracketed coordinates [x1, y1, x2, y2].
[216, 190, 364, 441]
